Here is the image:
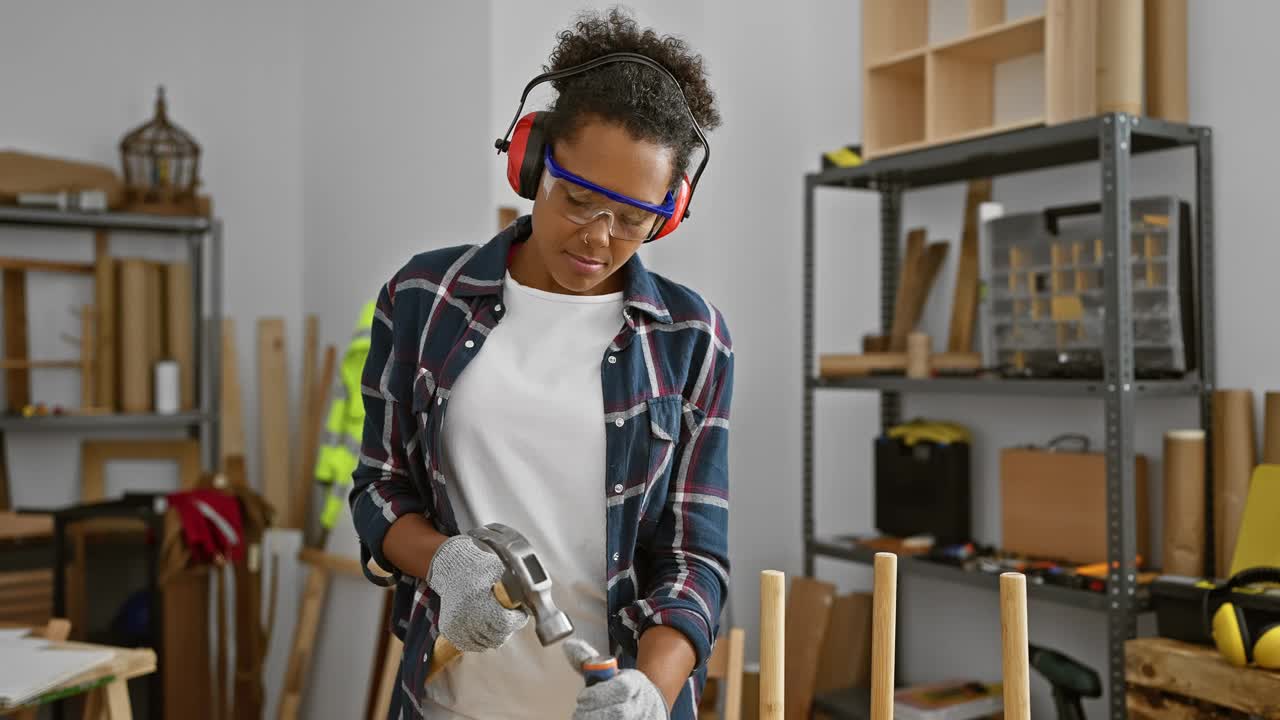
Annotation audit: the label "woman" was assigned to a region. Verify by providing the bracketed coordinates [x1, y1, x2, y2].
[349, 8, 732, 719]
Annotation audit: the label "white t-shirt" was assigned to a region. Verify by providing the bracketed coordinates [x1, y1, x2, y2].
[423, 270, 625, 719]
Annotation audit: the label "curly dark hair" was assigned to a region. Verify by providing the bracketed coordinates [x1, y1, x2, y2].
[543, 6, 721, 189]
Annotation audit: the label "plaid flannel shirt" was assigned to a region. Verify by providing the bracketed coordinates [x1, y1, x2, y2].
[349, 215, 733, 719]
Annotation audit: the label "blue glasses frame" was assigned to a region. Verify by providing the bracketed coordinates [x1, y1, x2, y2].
[543, 145, 676, 219]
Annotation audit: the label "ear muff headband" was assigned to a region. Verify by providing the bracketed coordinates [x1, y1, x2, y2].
[495, 52, 710, 239]
[1204, 566, 1280, 666]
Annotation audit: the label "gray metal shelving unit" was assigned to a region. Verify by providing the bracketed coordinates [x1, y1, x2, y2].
[0, 205, 224, 498]
[801, 113, 1214, 720]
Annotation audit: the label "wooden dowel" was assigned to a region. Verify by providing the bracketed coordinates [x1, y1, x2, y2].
[1000, 573, 1031, 720]
[759, 569, 785, 720]
[872, 552, 897, 720]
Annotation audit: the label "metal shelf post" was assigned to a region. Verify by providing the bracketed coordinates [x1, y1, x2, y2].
[1100, 114, 1140, 717]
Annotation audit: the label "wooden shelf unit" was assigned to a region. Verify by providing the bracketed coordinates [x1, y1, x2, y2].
[861, 0, 1100, 159]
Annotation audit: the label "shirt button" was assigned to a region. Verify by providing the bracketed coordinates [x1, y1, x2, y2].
[613, 484, 624, 494]
[495, 304, 502, 312]
[612, 552, 620, 562]
[614, 418, 624, 427]
[437, 397, 443, 405]
[464, 340, 475, 349]
[607, 355, 617, 364]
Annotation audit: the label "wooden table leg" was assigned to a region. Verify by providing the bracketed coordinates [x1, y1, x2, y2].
[81, 688, 104, 720]
[371, 634, 403, 720]
[103, 680, 131, 720]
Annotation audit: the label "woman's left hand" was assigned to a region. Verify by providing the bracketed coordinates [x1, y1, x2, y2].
[571, 669, 668, 720]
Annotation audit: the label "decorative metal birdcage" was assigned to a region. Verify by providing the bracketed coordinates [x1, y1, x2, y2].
[119, 86, 201, 205]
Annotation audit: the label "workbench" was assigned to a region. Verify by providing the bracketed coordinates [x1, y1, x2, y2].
[1125, 637, 1280, 718]
[0, 631, 156, 719]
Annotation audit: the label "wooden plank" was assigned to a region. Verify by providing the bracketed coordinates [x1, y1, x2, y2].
[233, 525, 265, 719]
[297, 344, 336, 540]
[1144, 0, 1188, 122]
[258, 317, 291, 524]
[164, 262, 194, 410]
[370, 633, 404, 720]
[145, 262, 164, 379]
[278, 566, 330, 720]
[0, 511, 52, 541]
[161, 566, 212, 719]
[4, 268, 29, 412]
[0, 257, 94, 274]
[94, 233, 115, 410]
[894, 242, 949, 351]
[81, 439, 203, 501]
[0, 431, 7, 512]
[784, 577, 836, 720]
[1125, 637, 1280, 716]
[888, 229, 926, 352]
[968, 0, 1004, 31]
[80, 304, 94, 409]
[0, 568, 54, 587]
[291, 315, 319, 530]
[947, 179, 992, 352]
[298, 547, 364, 578]
[0, 359, 79, 370]
[117, 259, 151, 413]
[221, 319, 245, 465]
[1097, 0, 1143, 115]
[365, 590, 395, 720]
[814, 593, 873, 695]
[1125, 688, 1204, 720]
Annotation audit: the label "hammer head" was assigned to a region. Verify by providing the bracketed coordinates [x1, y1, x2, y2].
[469, 523, 574, 646]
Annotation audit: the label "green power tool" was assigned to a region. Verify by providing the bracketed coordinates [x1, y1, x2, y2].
[1029, 644, 1102, 720]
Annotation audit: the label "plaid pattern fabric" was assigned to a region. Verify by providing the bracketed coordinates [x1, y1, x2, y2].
[349, 215, 733, 719]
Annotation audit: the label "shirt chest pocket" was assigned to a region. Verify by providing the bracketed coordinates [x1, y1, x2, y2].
[640, 395, 702, 524]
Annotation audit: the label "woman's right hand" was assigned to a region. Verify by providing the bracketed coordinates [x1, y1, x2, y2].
[426, 534, 529, 652]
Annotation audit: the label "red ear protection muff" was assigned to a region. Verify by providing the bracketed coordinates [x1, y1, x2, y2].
[650, 175, 691, 241]
[494, 52, 710, 242]
[506, 111, 551, 201]
[1204, 566, 1280, 669]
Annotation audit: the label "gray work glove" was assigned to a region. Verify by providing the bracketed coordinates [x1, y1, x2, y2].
[563, 638, 669, 720]
[425, 534, 528, 652]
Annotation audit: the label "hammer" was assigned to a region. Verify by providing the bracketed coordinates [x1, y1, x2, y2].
[424, 523, 574, 681]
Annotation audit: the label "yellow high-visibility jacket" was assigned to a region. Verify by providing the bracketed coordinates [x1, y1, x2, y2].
[314, 300, 376, 530]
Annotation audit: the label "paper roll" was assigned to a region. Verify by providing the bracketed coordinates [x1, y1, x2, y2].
[1264, 392, 1280, 464]
[1212, 390, 1256, 576]
[154, 360, 179, 415]
[1163, 429, 1205, 576]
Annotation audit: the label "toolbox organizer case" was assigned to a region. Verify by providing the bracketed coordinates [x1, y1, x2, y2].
[979, 196, 1196, 379]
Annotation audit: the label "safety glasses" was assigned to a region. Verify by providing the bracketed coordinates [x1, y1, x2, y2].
[540, 145, 676, 242]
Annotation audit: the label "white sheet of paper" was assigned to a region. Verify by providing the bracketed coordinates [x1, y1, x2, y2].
[0, 644, 113, 708]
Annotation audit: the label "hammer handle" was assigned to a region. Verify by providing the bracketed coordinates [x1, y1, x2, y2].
[425, 580, 522, 683]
